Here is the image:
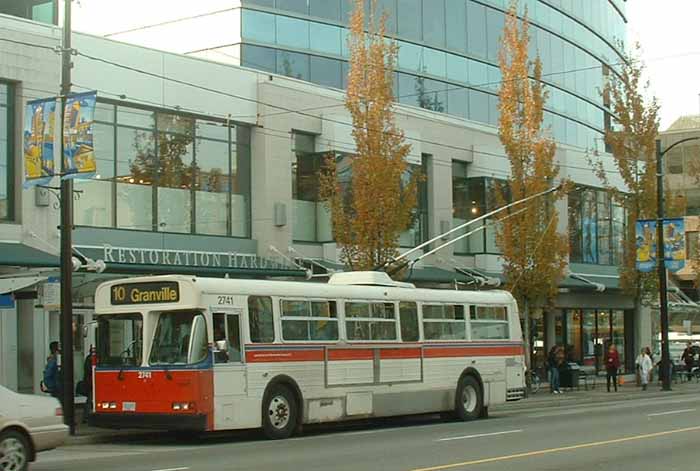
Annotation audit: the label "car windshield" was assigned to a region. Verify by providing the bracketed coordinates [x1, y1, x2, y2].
[96, 314, 143, 367]
[149, 311, 209, 365]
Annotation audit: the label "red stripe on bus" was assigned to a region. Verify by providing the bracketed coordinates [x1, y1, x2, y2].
[245, 345, 523, 362]
[379, 348, 422, 359]
[328, 349, 374, 360]
[246, 350, 324, 362]
[424, 346, 523, 358]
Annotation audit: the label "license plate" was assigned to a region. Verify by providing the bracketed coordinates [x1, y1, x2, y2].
[122, 401, 136, 412]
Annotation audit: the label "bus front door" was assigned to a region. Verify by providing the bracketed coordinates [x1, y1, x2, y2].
[212, 311, 247, 429]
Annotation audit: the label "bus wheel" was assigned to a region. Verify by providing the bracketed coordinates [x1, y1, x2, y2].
[262, 384, 298, 439]
[456, 376, 483, 421]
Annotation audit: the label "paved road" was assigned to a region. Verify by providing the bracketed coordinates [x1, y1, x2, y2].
[33, 393, 700, 471]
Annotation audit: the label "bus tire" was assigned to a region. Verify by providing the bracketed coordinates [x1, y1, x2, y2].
[455, 375, 483, 421]
[262, 384, 298, 439]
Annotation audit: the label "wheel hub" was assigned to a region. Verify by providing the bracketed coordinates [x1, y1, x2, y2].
[0, 437, 26, 471]
[462, 384, 477, 413]
[268, 395, 290, 430]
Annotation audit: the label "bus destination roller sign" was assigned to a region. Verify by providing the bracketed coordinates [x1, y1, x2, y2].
[110, 281, 180, 305]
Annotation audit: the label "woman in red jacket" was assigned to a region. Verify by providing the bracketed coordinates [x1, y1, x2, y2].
[606, 344, 621, 392]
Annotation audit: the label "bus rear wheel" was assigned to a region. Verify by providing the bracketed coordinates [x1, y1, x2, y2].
[262, 384, 298, 439]
[455, 376, 483, 421]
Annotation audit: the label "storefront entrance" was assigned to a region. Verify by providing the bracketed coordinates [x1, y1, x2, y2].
[563, 309, 633, 373]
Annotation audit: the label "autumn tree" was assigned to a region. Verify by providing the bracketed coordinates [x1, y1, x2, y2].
[589, 43, 661, 305]
[320, 0, 419, 271]
[496, 1, 568, 366]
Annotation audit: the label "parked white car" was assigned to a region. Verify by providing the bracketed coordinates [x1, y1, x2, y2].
[0, 385, 68, 471]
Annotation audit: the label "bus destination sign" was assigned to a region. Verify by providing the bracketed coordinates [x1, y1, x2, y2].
[110, 282, 180, 305]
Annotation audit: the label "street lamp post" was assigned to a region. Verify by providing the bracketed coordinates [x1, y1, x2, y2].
[655, 136, 700, 391]
[59, 0, 75, 434]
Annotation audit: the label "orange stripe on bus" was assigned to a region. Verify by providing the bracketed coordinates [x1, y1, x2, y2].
[245, 345, 523, 362]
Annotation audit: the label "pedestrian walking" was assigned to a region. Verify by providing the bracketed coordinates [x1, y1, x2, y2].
[639, 348, 653, 391]
[42, 341, 62, 401]
[555, 346, 566, 393]
[645, 347, 655, 383]
[80, 351, 93, 423]
[547, 345, 561, 394]
[681, 342, 695, 381]
[635, 350, 642, 387]
[606, 343, 620, 392]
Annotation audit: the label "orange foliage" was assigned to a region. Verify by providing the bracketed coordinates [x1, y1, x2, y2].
[319, 0, 419, 271]
[496, 1, 568, 308]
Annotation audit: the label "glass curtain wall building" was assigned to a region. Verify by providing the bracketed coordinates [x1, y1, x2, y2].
[239, 0, 626, 151]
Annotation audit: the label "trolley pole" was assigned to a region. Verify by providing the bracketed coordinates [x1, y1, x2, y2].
[59, 0, 75, 434]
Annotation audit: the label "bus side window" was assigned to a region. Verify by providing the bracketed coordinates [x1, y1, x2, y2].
[248, 296, 275, 343]
[213, 313, 229, 363]
[399, 302, 419, 341]
[226, 315, 242, 362]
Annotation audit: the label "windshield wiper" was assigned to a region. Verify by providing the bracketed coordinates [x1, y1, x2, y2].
[117, 340, 138, 381]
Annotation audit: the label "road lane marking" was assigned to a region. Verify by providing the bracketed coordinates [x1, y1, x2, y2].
[152, 468, 189, 471]
[437, 430, 523, 442]
[411, 425, 700, 471]
[648, 408, 696, 417]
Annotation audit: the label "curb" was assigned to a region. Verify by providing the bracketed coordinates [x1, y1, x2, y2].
[494, 387, 699, 413]
[66, 429, 172, 446]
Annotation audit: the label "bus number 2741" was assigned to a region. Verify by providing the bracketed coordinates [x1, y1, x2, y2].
[217, 296, 235, 305]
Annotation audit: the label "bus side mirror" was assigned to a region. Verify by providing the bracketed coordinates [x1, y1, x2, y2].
[83, 321, 98, 339]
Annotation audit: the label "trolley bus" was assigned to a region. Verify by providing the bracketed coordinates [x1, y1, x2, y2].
[90, 272, 525, 439]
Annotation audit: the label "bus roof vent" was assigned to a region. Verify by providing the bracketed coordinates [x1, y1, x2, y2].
[328, 271, 415, 288]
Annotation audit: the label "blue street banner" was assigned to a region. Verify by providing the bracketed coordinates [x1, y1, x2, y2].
[635, 219, 656, 272]
[62, 91, 97, 180]
[663, 218, 685, 272]
[23, 98, 57, 188]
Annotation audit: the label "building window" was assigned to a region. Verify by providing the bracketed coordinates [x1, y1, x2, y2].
[452, 172, 504, 255]
[0, 0, 56, 24]
[0, 82, 13, 221]
[564, 309, 629, 373]
[400, 154, 429, 247]
[291, 132, 334, 242]
[568, 187, 626, 265]
[73, 102, 251, 237]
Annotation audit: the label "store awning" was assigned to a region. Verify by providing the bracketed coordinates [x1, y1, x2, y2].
[0, 243, 59, 268]
[99, 262, 307, 278]
[0, 275, 48, 295]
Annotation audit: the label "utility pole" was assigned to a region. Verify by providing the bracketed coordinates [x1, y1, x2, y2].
[59, 0, 75, 435]
[655, 139, 671, 392]
[656, 136, 700, 392]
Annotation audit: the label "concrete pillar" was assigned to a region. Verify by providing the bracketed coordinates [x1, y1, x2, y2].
[17, 299, 34, 393]
[636, 304, 653, 354]
[0, 307, 18, 391]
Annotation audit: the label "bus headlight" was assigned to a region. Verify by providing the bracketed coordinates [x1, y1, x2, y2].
[99, 402, 117, 410]
[172, 402, 195, 411]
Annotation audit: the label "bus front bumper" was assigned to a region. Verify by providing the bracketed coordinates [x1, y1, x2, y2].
[89, 412, 207, 431]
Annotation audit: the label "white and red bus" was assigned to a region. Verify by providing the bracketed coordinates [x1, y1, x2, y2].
[90, 272, 525, 439]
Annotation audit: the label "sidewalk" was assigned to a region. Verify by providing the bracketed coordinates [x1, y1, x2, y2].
[65, 377, 700, 445]
[495, 374, 700, 412]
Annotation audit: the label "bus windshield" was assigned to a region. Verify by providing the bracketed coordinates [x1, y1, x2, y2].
[149, 311, 209, 366]
[96, 314, 143, 367]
